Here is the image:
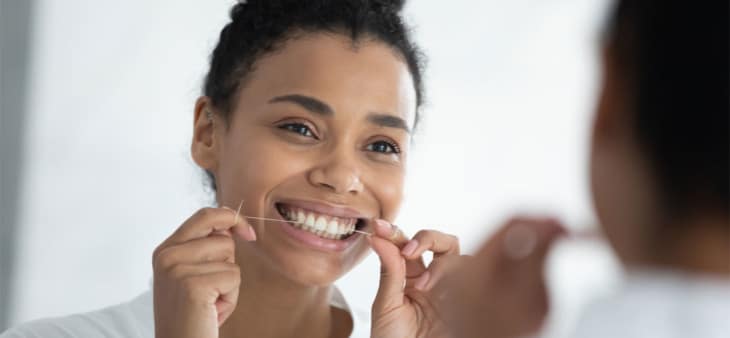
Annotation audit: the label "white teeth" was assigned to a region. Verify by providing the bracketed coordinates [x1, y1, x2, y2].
[281, 205, 359, 240]
[338, 223, 347, 235]
[326, 220, 339, 235]
[328, 219, 340, 236]
[315, 217, 328, 232]
[304, 214, 316, 228]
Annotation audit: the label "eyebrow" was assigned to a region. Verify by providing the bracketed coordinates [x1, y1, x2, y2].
[367, 113, 411, 133]
[269, 93, 410, 133]
[269, 94, 333, 116]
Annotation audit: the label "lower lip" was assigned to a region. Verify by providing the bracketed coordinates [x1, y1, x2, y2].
[277, 220, 361, 252]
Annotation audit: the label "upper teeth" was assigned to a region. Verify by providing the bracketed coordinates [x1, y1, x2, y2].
[283, 206, 357, 239]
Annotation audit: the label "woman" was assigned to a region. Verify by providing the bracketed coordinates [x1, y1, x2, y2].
[433, 0, 729, 337]
[1, 1, 459, 337]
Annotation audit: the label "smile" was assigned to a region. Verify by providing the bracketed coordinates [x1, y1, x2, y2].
[275, 202, 366, 241]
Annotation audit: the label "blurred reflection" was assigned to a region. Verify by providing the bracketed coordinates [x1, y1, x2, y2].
[434, 1, 729, 337]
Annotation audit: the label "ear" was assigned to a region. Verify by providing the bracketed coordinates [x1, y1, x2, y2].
[191, 96, 220, 173]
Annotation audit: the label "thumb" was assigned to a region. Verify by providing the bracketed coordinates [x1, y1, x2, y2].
[369, 235, 407, 313]
[221, 205, 257, 242]
[525, 219, 566, 266]
[483, 218, 566, 333]
[477, 217, 566, 263]
[501, 218, 566, 270]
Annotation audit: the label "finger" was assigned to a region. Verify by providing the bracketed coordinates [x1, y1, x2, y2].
[217, 282, 240, 327]
[370, 219, 430, 278]
[517, 220, 566, 280]
[528, 218, 566, 259]
[220, 204, 257, 241]
[154, 235, 236, 270]
[181, 263, 241, 313]
[474, 217, 565, 317]
[165, 208, 255, 246]
[408, 254, 463, 292]
[493, 220, 562, 333]
[168, 261, 241, 279]
[371, 219, 409, 247]
[401, 230, 460, 259]
[368, 235, 407, 313]
[475, 216, 566, 262]
[170, 261, 242, 327]
[401, 230, 459, 278]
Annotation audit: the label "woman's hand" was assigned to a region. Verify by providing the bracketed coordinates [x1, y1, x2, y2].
[152, 207, 257, 338]
[431, 217, 566, 338]
[369, 219, 461, 338]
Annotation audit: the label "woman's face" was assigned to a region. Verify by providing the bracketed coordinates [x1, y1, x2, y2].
[193, 33, 416, 286]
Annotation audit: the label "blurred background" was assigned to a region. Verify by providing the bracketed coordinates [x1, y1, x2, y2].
[0, 0, 620, 336]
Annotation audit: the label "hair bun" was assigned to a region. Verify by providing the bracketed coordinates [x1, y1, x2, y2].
[230, 1, 249, 21]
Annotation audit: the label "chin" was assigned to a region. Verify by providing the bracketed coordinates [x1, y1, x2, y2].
[263, 240, 371, 287]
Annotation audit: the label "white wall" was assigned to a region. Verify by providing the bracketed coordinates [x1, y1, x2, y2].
[10, 0, 619, 336]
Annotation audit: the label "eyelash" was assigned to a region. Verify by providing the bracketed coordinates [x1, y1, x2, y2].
[366, 140, 401, 154]
[277, 122, 401, 155]
[278, 122, 318, 139]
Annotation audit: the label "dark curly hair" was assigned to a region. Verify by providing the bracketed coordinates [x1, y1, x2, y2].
[607, 0, 729, 221]
[201, 0, 424, 192]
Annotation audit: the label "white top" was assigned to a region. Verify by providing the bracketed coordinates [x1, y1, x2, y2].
[567, 269, 730, 338]
[1, 286, 370, 338]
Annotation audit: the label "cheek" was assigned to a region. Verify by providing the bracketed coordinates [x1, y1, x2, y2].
[367, 167, 405, 220]
[591, 147, 629, 232]
[590, 143, 651, 263]
[216, 132, 311, 211]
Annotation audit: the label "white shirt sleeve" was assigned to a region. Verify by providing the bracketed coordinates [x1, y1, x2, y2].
[1, 287, 371, 338]
[0, 292, 154, 338]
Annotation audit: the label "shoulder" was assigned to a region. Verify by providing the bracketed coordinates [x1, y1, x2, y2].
[1, 291, 154, 338]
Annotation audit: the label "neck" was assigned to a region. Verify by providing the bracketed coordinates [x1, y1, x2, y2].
[220, 247, 337, 338]
[645, 214, 730, 277]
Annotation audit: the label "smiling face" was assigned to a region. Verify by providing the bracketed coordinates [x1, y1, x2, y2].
[192, 32, 417, 286]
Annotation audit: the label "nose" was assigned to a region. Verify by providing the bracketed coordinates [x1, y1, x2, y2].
[307, 152, 364, 195]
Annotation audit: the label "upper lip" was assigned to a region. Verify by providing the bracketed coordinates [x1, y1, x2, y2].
[276, 199, 371, 220]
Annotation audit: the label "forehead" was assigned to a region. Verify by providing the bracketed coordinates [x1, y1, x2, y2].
[239, 32, 417, 127]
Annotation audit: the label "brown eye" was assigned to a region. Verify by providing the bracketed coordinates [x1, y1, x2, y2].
[367, 140, 401, 154]
[278, 123, 317, 139]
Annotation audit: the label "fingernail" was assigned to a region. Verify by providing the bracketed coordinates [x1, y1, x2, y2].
[374, 219, 392, 232]
[414, 271, 431, 291]
[375, 219, 393, 237]
[246, 225, 257, 241]
[401, 239, 419, 256]
[503, 223, 537, 260]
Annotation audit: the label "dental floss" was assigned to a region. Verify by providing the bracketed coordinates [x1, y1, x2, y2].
[226, 199, 372, 236]
[234, 200, 243, 224]
[353, 229, 373, 236]
[567, 228, 602, 241]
